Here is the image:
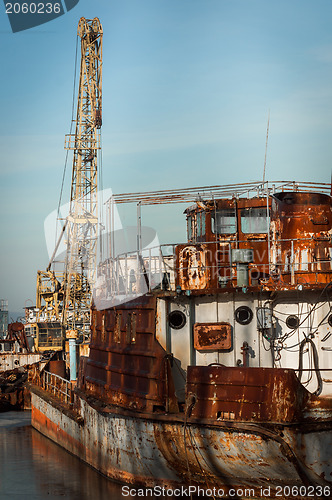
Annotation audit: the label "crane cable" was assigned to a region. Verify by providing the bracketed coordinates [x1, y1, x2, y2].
[52, 34, 79, 269]
[98, 134, 103, 262]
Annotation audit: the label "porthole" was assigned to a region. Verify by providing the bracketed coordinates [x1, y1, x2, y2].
[328, 314, 332, 327]
[235, 306, 253, 325]
[286, 315, 299, 329]
[169, 310, 186, 330]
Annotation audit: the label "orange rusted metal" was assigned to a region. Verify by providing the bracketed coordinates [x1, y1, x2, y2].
[186, 365, 329, 423]
[270, 192, 332, 284]
[83, 296, 178, 413]
[5, 322, 31, 352]
[177, 191, 332, 292]
[48, 360, 66, 378]
[193, 322, 232, 351]
[177, 196, 272, 290]
[175, 243, 219, 290]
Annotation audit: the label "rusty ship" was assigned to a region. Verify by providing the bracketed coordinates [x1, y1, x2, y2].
[27, 16, 332, 500]
[30, 179, 332, 498]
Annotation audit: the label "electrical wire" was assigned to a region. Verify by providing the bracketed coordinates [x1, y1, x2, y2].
[260, 285, 332, 381]
[275, 295, 330, 345]
[298, 337, 323, 395]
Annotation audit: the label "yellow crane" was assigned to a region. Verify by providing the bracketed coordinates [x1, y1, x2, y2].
[63, 17, 103, 337]
[28, 18, 103, 351]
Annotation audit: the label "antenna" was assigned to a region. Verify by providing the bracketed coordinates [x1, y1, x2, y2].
[262, 110, 270, 184]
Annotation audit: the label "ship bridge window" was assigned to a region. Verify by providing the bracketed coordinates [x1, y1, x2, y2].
[212, 209, 236, 234]
[240, 207, 269, 234]
[187, 215, 195, 241]
[197, 212, 206, 237]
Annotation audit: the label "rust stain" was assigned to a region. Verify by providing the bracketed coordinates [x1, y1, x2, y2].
[83, 296, 178, 414]
[176, 191, 332, 292]
[193, 322, 232, 351]
[186, 366, 312, 423]
[271, 192, 332, 284]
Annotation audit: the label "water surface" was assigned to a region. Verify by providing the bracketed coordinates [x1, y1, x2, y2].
[0, 411, 135, 500]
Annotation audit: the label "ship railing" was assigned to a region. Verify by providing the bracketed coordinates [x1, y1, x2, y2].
[38, 271, 65, 294]
[96, 244, 177, 298]
[107, 181, 331, 206]
[35, 315, 61, 323]
[95, 237, 332, 297]
[41, 370, 73, 405]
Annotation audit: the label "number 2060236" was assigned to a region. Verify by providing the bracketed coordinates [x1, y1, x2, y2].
[275, 485, 331, 497]
[5, 3, 62, 14]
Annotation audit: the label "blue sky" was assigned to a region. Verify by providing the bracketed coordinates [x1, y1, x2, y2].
[0, 0, 332, 313]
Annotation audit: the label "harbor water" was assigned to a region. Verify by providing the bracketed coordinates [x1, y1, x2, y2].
[0, 411, 146, 500]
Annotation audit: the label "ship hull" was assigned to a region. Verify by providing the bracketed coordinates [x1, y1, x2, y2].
[30, 386, 332, 498]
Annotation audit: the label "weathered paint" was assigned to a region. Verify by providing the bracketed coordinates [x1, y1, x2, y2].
[270, 192, 332, 284]
[174, 191, 332, 293]
[31, 389, 180, 487]
[193, 322, 232, 351]
[85, 296, 178, 414]
[186, 366, 332, 423]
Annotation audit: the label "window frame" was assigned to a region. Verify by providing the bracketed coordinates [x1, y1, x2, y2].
[240, 207, 269, 234]
[212, 208, 237, 235]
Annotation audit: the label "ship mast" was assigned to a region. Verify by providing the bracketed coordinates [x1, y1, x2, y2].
[63, 17, 103, 336]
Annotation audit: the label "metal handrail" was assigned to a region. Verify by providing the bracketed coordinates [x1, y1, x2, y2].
[96, 237, 332, 296]
[106, 180, 331, 206]
[41, 370, 72, 405]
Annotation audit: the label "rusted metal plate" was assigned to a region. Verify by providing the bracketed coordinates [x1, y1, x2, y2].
[84, 296, 178, 413]
[48, 360, 66, 378]
[175, 243, 219, 290]
[186, 366, 311, 423]
[193, 322, 232, 351]
[271, 192, 332, 284]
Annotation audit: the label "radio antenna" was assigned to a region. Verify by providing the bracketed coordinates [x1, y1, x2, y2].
[262, 109, 270, 184]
